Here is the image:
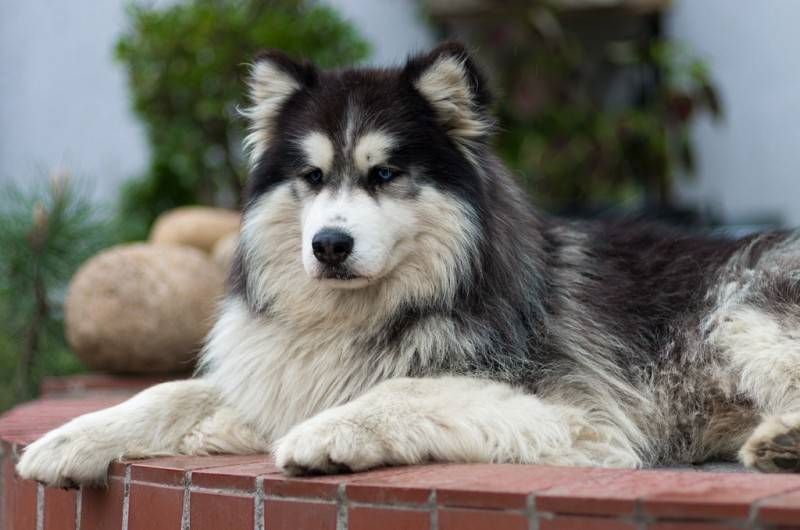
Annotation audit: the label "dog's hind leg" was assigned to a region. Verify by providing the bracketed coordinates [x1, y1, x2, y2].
[274, 376, 642, 475]
[709, 304, 800, 472]
[16, 379, 268, 487]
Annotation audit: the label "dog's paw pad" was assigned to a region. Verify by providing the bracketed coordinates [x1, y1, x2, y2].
[772, 456, 800, 471]
[771, 431, 800, 448]
[743, 420, 800, 473]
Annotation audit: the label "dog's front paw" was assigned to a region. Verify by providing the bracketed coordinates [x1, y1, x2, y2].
[16, 426, 113, 488]
[741, 413, 800, 472]
[274, 411, 389, 476]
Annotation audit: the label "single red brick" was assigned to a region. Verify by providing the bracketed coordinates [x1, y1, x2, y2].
[190, 491, 254, 530]
[262, 474, 344, 500]
[439, 507, 527, 530]
[12, 477, 38, 530]
[346, 483, 430, 506]
[640, 471, 800, 520]
[354, 463, 592, 510]
[127, 483, 184, 530]
[535, 468, 647, 516]
[80, 478, 125, 530]
[648, 522, 742, 530]
[539, 514, 637, 530]
[756, 489, 800, 526]
[191, 458, 278, 491]
[2, 448, 16, 530]
[349, 505, 430, 530]
[343, 466, 439, 505]
[343, 465, 481, 509]
[338, 465, 478, 506]
[264, 498, 337, 530]
[43, 487, 77, 530]
[108, 461, 127, 478]
[130, 454, 268, 485]
[436, 464, 548, 509]
[263, 465, 426, 503]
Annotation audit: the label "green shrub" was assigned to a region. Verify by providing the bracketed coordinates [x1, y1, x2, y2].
[115, 0, 369, 240]
[0, 175, 113, 409]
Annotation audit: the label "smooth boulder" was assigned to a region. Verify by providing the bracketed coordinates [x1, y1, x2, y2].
[212, 232, 238, 272]
[150, 206, 240, 253]
[65, 243, 225, 373]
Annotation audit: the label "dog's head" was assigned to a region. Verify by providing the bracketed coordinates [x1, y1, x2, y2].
[238, 43, 493, 312]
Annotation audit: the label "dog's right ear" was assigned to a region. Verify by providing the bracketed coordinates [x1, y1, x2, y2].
[242, 50, 318, 167]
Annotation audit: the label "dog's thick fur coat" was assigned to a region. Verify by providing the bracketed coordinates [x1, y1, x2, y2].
[17, 43, 800, 486]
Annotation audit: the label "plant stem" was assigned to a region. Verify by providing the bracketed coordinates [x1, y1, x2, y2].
[15, 270, 48, 402]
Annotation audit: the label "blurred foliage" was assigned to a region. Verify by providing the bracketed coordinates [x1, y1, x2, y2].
[115, 0, 369, 240]
[426, 3, 722, 214]
[0, 173, 114, 410]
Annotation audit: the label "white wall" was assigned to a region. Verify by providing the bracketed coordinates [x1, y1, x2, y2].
[0, 1, 155, 200]
[668, 0, 800, 227]
[0, 0, 432, 201]
[324, 0, 433, 66]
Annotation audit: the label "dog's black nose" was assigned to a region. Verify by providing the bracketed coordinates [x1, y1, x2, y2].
[312, 229, 353, 266]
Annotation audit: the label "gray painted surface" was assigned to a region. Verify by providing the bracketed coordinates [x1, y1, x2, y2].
[668, 0, 800, 227]
[0, 0, 154, 200]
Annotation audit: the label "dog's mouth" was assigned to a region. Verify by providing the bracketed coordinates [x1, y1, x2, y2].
[316, 265, 371, 289]
[319, 265, 359, 281]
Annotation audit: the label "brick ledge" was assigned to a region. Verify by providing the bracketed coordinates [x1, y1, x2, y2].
[2, 385, 800, 529]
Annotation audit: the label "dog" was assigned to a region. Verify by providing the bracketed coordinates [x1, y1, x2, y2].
[17, 42, 800, 487]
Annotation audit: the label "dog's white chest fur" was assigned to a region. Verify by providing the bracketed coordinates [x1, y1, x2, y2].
[201, 298, 399, 439]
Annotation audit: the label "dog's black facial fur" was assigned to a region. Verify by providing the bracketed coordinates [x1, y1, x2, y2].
[244, 43, 490, 209]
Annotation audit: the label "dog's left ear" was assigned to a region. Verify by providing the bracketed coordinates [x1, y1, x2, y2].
[404, 42, 493, 143]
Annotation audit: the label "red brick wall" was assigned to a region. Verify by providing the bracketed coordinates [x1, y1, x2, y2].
[2, 381, 800, 530]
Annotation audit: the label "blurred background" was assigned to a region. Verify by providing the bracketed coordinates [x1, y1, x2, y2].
[1, 0, 799, 411]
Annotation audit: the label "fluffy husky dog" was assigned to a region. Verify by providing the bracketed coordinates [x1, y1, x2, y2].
[17, 43, 800, 486]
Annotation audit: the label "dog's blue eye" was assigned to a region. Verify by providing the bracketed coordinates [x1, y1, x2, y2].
[304, 169, 323, 185]
[371, 167, 397, 184]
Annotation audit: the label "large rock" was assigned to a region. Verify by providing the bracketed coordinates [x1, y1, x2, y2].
[212, 232, 238, 272]
[150, 206, 240, 253]
[65, 243, 225, 373]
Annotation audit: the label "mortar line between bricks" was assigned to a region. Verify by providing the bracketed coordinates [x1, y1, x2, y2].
[180, 471, 191, 530]
[348, 497, 438, 511]
[748, 482, 800, 527]
[121, 465, 131, 530]
[534, 512, 644, 530]
[526, 493, 536, 530]
[429, 490, 437, 530]
[75, 487, 82, 530]
[632, 490, 646, 530]
[263, 494, 336, 505]
[127, 479, 186, 490]
[336, 483, 347, 530]
[636, 512, 754, 528]
[187, 484, 254, 498]
[254, 477, 264, 530]
[0, 446, 5, 530]
[347, 499, 454, 512]
[35, 483, 43, 530]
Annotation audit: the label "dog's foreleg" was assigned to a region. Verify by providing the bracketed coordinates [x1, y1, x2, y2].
[275, 376, 641, 474]
[16, 379, 267, 487]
